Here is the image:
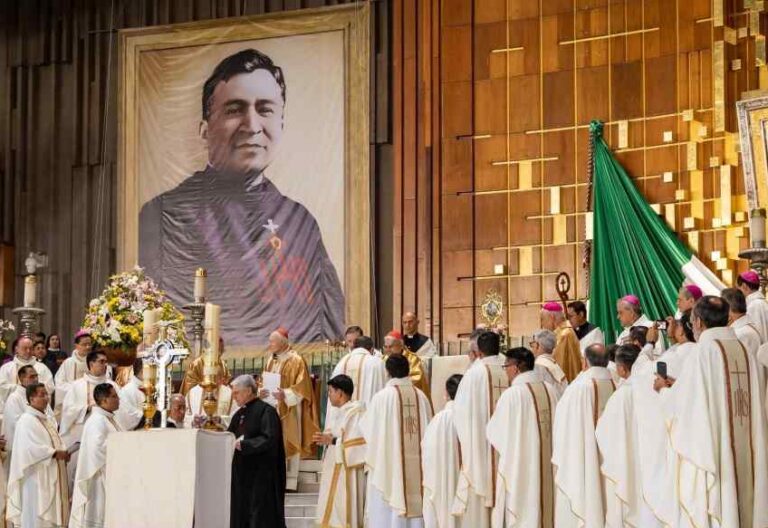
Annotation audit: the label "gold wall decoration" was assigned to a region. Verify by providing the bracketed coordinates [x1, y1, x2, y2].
[480, 289, 504, 327]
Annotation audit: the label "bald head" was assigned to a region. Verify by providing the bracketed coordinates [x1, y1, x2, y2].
[169, 393, 186, 423]
[15, 337, 33, 361]
[585, 343, 609, 368]
[402, 312, 419, 335]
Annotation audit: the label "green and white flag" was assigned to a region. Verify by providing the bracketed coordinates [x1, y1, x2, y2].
[587, 120, 724, 343]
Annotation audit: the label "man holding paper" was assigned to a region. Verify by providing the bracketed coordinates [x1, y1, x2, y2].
[260, 327, 319, 490]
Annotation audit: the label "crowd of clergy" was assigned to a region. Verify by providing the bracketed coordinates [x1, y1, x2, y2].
[1, 269, 768, 528]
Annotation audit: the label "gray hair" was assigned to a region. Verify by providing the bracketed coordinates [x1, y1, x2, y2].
[170, 393, 186, 406]
[618, 299, 642, 317]
[469, 328, 485, 352]
[231, 374, 257, 393]
[532, 329, 556, 354]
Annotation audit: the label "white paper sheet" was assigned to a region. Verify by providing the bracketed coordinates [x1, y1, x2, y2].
[261, 372, 281, 407]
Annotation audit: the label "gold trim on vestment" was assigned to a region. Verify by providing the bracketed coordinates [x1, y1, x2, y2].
[395, 385, 424, 517]
[527, 381, 554, 528]
[715, 339, 755, 528]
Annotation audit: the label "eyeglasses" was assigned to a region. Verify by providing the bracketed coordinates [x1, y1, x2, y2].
[503, 362, 517, 369]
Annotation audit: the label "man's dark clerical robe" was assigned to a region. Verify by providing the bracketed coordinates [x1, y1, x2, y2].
[139, 167, 345, 346]
[404, 332, 429, 354]
[228, 397, 286, 528]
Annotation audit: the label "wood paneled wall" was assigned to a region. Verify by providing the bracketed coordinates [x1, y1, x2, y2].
[0, 0, 392, 346]
[393, 0, 767, 343]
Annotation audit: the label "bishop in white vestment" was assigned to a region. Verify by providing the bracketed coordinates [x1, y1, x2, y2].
[361, 355, 432, 528]
[552, 344, 616, 528]
[486, 347, 557, 528]
[615, 295, 665, 358]
[422, 374, 463, 528]
[316, 375, 367, 528]
[0, 337, 53, 414]
[666, 297, 768, 527]
[739, 270, 768, 341]
[69, 383, 122, 528]
[7, 384, 70, 528]
[451, 331, 508, 528]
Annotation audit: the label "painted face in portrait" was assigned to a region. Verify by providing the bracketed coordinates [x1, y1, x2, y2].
[201, 69, 285, 176]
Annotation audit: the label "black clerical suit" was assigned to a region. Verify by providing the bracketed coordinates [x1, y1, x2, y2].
[139, 167, 345, 346]
[228, 397, 286, 528]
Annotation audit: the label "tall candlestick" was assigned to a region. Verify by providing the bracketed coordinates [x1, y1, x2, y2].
[194, 268, 207, 303]
[143, 309, 158, 346]
[750, 208, 766, 248]
[203, 303, 220, 359]
[23, 275, 37, 308]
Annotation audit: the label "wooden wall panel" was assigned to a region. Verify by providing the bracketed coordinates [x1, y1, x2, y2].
[0, 0, 391, 346]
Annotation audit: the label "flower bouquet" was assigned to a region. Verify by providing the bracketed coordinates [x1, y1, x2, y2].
[82, 267, 187, 366]
[0, 319, 15, 352]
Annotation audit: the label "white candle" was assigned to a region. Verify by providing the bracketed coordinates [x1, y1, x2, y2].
[143, 309, 157, 345]
[194, 268, 207, 303]
[203, 303, 221, 358]
[750, 208, 766, 248]
[23, 275, 37, 308]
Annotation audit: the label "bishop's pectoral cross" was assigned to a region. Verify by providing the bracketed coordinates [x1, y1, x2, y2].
[402, 399, 420, 440]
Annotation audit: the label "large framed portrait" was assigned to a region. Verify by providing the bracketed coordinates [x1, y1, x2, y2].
[737, 94, 768, 210]
[118, 5, 370, 356]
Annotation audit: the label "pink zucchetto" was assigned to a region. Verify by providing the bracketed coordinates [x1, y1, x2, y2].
[542, 301, 563, 312]
[684, 284, 703, 300]
[74, 329, 90, 340]
[620, 295, 640, 306]
[739, 270, 761, 286]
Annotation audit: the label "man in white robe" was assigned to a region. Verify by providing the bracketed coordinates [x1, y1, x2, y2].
[722, 287, 764, 354]
[2, 366, 53, 462]
[115, 360, 143, 431]
[738, 269, 768, 341]
[530, 330, 567, 399]
[402, 312, 437, 359]
[487, 347, 558, 528]
[185, 371, 237, 428]
[69, 383, 122, 528]
[53, 330, 94, 417]
[0, 337, 53, 414]
[552, 343, 616, 527]
[615, 294, 665, 358]
[451, 331, 508, 528]
[567, 300, 604, 354]
[665, 295, 768, 527]
[324, 335, 385, 427]
[315, 374, 367, 528]
[59, 351, 119, 486]
[595, 344, 660, 527]
[422, 374, 463, 528]
[361, 354, 432, 528]
[7, 383, 70, 528]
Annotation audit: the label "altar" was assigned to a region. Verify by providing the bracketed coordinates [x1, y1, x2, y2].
[105, 428, 234, 528]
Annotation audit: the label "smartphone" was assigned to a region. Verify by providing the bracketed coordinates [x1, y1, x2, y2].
[655, 320, 668, 331]
[657, 361, 668, 379]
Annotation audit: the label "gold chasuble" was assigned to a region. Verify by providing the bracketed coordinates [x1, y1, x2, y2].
[395, 384, 426, 517]
[180, 356, 232, 395]
[715, 339, 755, 528]
[527, 381, 555, 528]
[403, 350, 431, 401]
[554, 322, 582, 383]
[264, 351, 319, 457]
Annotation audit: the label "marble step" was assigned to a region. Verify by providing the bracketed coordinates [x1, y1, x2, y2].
[285, 517, 315, 528]
[285, 493, 319, 506]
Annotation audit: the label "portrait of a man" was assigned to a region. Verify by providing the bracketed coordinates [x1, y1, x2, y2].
[139, 48, 344, 346]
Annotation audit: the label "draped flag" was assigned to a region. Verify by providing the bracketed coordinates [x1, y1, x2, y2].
[587, 120, 724, 343]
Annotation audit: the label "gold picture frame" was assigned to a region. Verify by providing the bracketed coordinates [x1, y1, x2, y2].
[737, 93, 768, 210]
[117, 5, 371, 354]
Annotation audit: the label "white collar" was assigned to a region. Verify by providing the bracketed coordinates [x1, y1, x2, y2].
[443, 400, 454, 410]
[582, 366, 613, 381]
[25, 406, 48, 419]
[730, 315, 751, 328]
[84, 372, 109, 384]
[747, 291, 765, 301]
[91, 406, 115, 418]
[387, 377, 413, 387]
[13, 356, 36, 367]
[512, 370, 542, 386]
